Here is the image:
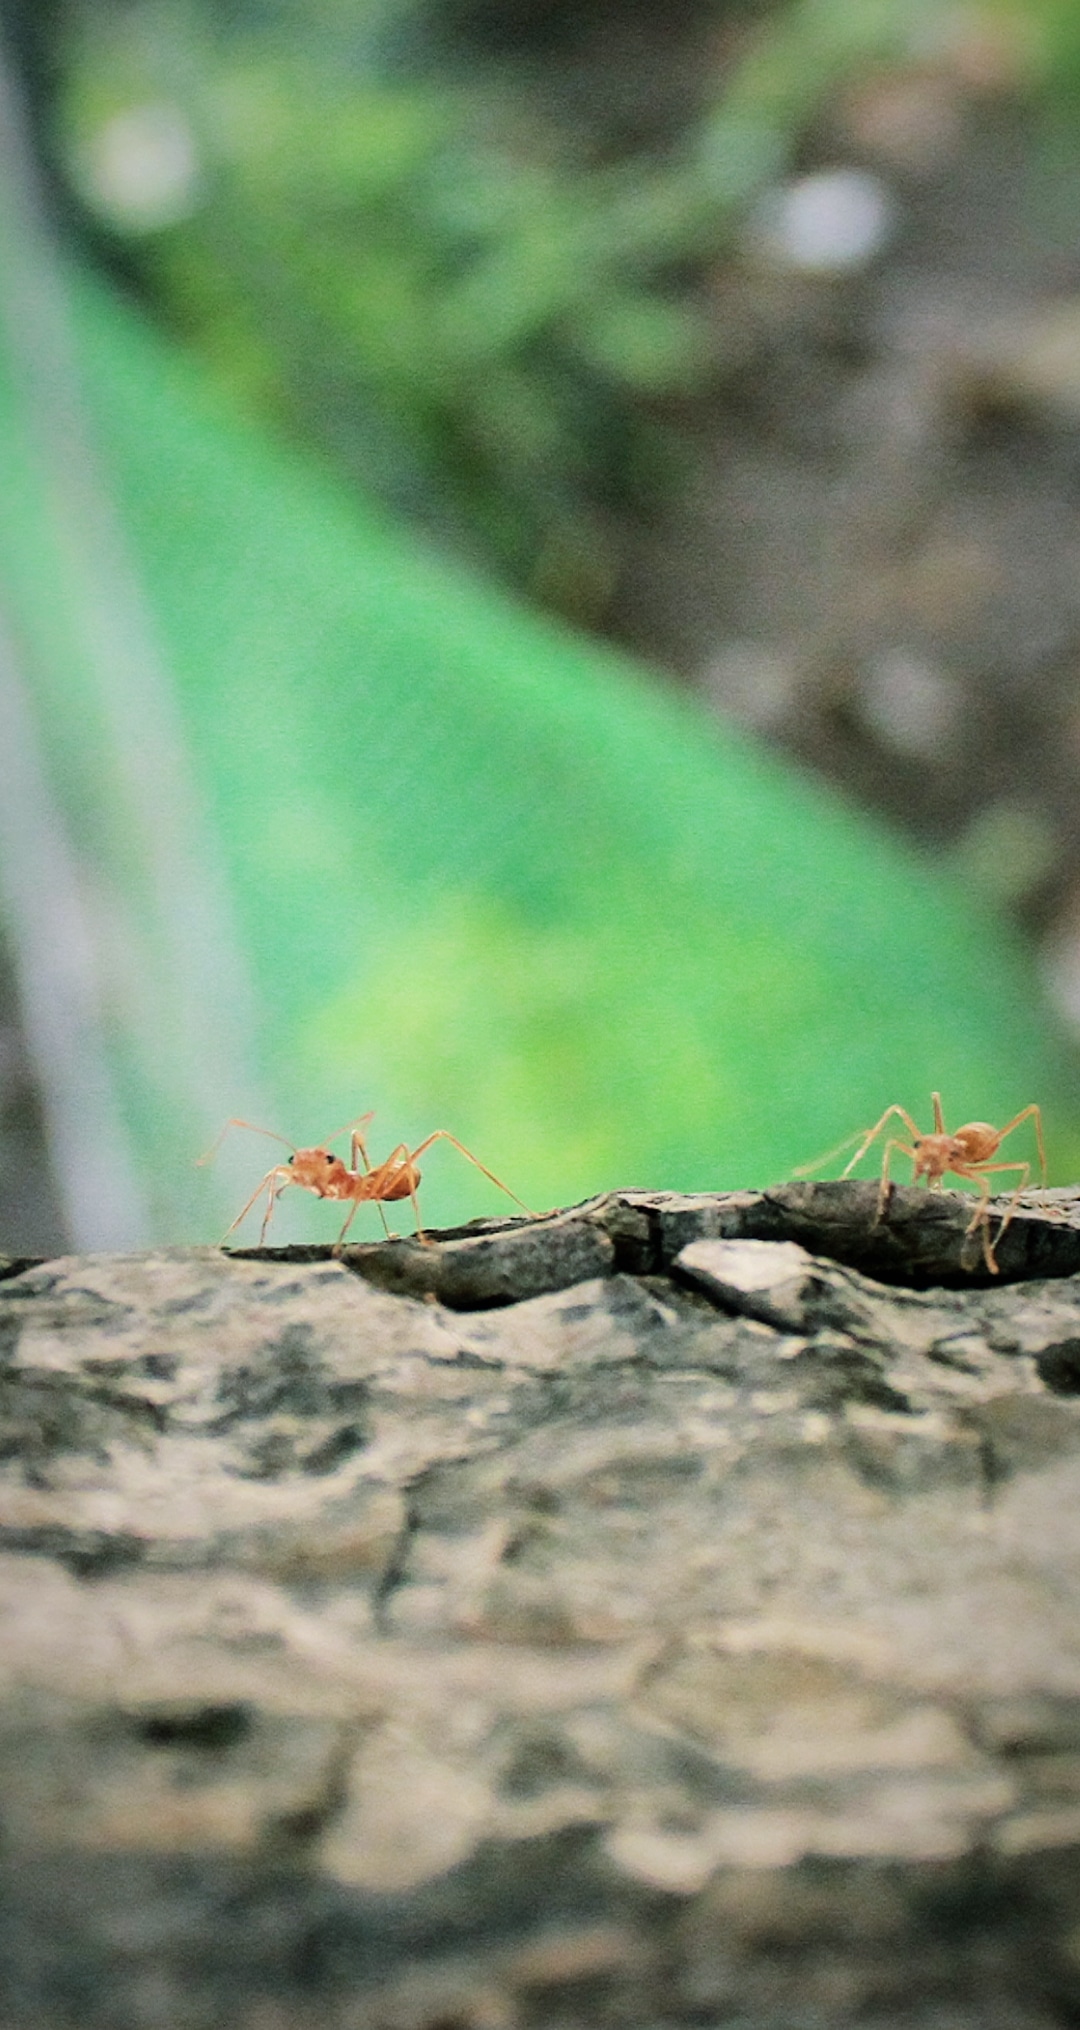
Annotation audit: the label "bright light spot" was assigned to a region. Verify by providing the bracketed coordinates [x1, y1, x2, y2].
[857, 650, 962, 758]
[702, 642, 799, 731]
[1042, 918, 1080, 1036]
[954, 798, 1058, 911]
[78, 104, 202, 233]
[753, 168, 895, 275]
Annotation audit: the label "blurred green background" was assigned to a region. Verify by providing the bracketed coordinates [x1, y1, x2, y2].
[0, 0, 1078, 1249]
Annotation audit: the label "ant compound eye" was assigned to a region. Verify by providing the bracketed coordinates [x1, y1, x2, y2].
[325, 1152, 334, 1163]
[287, 1155, 295, 1165]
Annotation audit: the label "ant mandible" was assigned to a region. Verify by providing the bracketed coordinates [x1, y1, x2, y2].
[199, 1113, 533, 1249]
[822, 1091, 1046, 1274]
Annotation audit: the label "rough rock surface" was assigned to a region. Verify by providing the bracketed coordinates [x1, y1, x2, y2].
[2, 1183, 1080, 2029]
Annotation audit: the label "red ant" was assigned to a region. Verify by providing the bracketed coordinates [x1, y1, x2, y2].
[802, 1091, 1046, 1274]
[199, 1114, 533, 1248]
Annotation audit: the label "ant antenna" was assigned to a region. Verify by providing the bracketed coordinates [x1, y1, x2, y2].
[790, 1127, 867, 1179]
[317, 1110, 376, 1149]
[196, 1118, 298, 1167]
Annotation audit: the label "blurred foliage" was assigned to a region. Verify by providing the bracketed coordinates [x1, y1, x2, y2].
[50, 0, 954, 611]
[0, 264, 1075, 1239]
[3, 0, 1079, 1248]
[1026, 0, 1080, 97]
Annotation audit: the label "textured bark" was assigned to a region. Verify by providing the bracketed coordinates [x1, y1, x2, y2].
[2, 1184, 1080, 2029]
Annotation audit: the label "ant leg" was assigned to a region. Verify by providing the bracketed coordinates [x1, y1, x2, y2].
[352, 1146, 418, 1243]
[406, 1132, 535, 1215]
[333, 1144, 410, 1249]
[946, 1165, 996, 1269]
[994, 1104, 1047, 1184]
[293, 1109, 375, 1167]
[347, 1128, 394, 1236]
[258, 1178, 288, 1246]
[931, 1092, 946, 1134]
[317, 1109, 375, 1153]
[333, 1194, 369, 1252]
[965, 1159, 1032, 1187]
[875, 1138, 917, 1221]
[840, 1107, 921, 1180]
[349, 1128, 374, 1174]
[410, 1179, 429, 1245]
[988, 1161, 1033, 1266]
[957, 1160, 1032, 1273]
[219, 1165, 289, 1244]
[382, 1146, 430, 1244]
[371, 1153, 430, 1242]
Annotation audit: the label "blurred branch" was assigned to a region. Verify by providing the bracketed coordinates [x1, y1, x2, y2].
[0, 25, 271, 1237]
[0, 610, 146, 1248]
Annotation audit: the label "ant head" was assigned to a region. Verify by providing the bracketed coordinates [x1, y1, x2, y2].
[288, 1146, 347, 1192]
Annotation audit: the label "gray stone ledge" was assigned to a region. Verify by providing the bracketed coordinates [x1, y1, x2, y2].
[2, 1186, 1080, 2027]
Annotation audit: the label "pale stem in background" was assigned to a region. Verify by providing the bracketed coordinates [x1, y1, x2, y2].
[0, 29, 272, 1241]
